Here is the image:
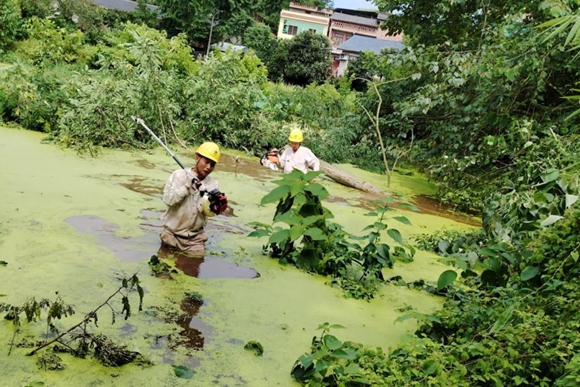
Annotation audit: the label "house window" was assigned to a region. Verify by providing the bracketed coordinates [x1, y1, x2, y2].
[288, 25, 298, 35]
[332, 32, 344, 46]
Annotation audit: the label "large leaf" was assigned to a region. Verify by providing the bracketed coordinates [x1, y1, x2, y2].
[540, 214, 563, 227]
[269, 229, 290, 244]
[247, 229, 270, 238]
[540, 168, 559, 183]
[489, 304, 515, 334]
[261, 185, 290, 205]
[289, 225, 305, 241]
[331, 347, 358, 360]
[290, 181, 306, 196]
[304, 170, 322, 181]
[520, 266, 540, 281]
[304, 183, 329, 199]
[566, 194, 579, 208]
[393, 216, 412, 225]
[322, 334, 342, 350]
[437, 270, 457, 290]
[387, 229, 403, 244]
[422, 360, 438, 376]
[303, 227, 327, 241]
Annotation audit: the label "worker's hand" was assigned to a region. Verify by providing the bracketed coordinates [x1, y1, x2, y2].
[209, 192, 228, 215]
[190, 177, 201, 191]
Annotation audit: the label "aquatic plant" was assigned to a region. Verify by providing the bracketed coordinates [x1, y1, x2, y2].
[0, 274, 147, 367]
[248, 170, 414, 299]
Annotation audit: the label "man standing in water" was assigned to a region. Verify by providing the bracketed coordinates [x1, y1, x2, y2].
[277, 124, 320, 174]
[160, 142, 228, 256]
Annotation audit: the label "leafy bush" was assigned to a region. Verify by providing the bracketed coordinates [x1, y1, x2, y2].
[249, 171, 413, 299]
[0, 0, 20, 52]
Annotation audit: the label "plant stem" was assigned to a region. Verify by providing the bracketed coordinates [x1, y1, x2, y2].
[27, 285, 126, 356]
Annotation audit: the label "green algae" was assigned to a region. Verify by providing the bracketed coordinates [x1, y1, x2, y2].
[0, 126, 477, 386]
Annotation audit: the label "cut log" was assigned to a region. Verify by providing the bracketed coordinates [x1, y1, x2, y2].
[320, 160, 382, 194]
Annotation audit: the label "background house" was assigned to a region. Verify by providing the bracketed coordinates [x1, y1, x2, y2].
[277, 3, 404, 76]
[90, 0, 158, 12]
[277, 2, 331, 39]
[335, 35, 404, 76]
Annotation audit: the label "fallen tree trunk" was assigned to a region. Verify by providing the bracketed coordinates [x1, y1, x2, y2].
[320, 160, 383, 194]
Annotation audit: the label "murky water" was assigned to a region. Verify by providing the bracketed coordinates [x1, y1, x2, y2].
[0, 126, 477, 386]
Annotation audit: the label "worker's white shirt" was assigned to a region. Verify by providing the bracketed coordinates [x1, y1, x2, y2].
[279, 146, 320, 174]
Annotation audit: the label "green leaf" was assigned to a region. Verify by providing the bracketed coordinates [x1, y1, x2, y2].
[248, 229, 270, 238]
[393, 216, 412, 225]
[343, 362, 361, 375]
[261, 185, 290, 205]
[305, 183, 329, 199]
[323, 334, 342, 350]
[540, 169, 559, 183]
[290, 181, 306, 196]
[304, 171, 322, 181]
[301, 215, 325, 227]
[173, 365, 195, 379]
[437, 270, 458, 290]
[289, 225, 305, 242]
[566, 194, 579, 208]
[422, 360, 438, 376]
[374, 221, 387, 230]
[489, 304, 515, 334]
[269, 229, 290, 244]
[387, 229, 403, 244]
[540, 214, 563, 227]
[520, 266, 540, 281]
[303, 227, 327, 241]
[298, 354, 314, 368]
[394, 314, 413, 323]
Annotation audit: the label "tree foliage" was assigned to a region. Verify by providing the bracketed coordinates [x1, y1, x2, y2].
[374, 0, 580, 47]
[0, 0, 21, 52]
[270, 31, 332, 86]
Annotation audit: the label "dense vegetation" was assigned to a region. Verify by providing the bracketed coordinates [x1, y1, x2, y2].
[1, 0, 580, 385]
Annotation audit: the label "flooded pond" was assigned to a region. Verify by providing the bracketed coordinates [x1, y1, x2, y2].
[0, 126, 477, 386]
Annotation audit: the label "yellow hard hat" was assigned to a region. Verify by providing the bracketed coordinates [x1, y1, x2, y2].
[288, 126, 303, 143]
[196, 142, 220, 163]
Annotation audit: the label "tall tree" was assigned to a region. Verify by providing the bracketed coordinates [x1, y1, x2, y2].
[243, 22, 277, 67]
[374, 0, 580, 47]
[282, 32, 332, 86]
[156, 0, 258, 47]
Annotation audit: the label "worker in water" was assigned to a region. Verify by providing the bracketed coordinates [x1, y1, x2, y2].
[277, 124, 320, 174]
[160, 142, 228, 256]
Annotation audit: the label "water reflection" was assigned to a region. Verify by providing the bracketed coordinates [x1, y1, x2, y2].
[156, 245, 259, 279]
[65, 214, 259, 278]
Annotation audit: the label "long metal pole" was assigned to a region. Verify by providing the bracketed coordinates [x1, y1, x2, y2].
[206, 12, 215, 57]
[131, 116, 186, 170]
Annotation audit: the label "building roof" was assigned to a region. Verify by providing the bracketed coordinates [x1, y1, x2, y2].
[337, 35, 404, 54]
[331, 12, 379, 27]
[211, 42, 248, 53]
[90, 0, 158, 12]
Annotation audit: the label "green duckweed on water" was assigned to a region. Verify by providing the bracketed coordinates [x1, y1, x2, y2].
[0, 126, 476, 386]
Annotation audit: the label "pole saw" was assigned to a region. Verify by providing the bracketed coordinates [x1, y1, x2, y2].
[131, 116, 186, 170]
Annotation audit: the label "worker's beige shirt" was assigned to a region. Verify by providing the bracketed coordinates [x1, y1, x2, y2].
[279, 146, 320, 174]
[161, 168, 219, 238]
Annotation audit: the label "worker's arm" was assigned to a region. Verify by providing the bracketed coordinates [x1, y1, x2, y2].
[277, 148, 287, 170]
[308, 150, 320, 172]
[162, 169, 191, 207]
